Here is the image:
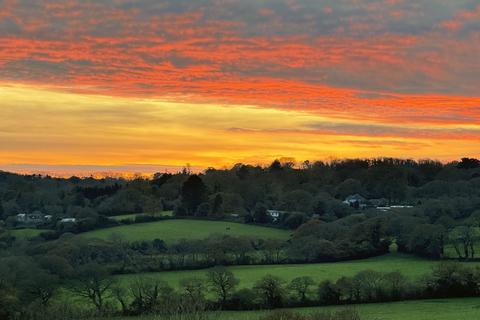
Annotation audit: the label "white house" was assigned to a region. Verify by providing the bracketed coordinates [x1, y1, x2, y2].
[16, 212, 50, 225]
[266, 210, 283, 221]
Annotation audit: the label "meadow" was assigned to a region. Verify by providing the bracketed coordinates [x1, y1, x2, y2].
[110, 211, 174, 221]
[10, 228, 49, 240]
[78, 219, 291, 243]
[114, 253, 480, 290]
[220, 298, 480, 320]
[108, 297, 480, 320]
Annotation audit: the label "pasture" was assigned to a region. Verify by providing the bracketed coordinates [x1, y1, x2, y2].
[10, 228, 49, 240]
[78, 219, 290, 243]
[109, 297, 480, 320]
[110, 211, 174, 221]
[114, 253, 480, 290]
[221, 297, 480, 320]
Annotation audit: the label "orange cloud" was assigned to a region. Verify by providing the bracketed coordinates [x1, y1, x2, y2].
[0, 1, 479, 174]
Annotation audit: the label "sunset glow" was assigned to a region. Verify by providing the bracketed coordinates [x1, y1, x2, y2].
[1, 0, 479, 176]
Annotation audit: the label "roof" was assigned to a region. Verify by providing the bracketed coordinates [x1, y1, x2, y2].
[345, 194, 366, 202]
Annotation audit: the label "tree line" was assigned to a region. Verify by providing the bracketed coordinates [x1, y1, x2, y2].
[2, 251, 478, 319]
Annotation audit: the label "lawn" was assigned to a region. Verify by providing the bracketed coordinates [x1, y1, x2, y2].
[10, 228, 49, 240]
[78, 219, 291, 243]
[110, 211, 174, 221]
[114, 253, 480, 291]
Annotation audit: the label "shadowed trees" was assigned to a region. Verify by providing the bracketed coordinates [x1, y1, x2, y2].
[179, 175, 208, 215]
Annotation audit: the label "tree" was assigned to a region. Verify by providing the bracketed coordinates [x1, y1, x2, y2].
[70, 263, 113, 312]
[280, 190, 313, 213]
[196, 202, 210, 217]
[111, 284, 129, 315]
[283, 213, 307, 229]
[253, 203, 270, 224]
[450, 226, 477, 260]
[457, 158, 480, 169]
[129, 278, 173, 314]
[207, 267, 239, 307]
[260, 239, 285, 263]
[254, 275, 286, 308]
[211, 193, 223, 216]
[408, 224, 446, 259]
[383, 271, 407, 299]
[318, 280, 340, 305]
[288, 276, 314, 303]
[180, 175, 208, 215]
[269, 160, 283, 172]
[223, 236, 252, 264]
[352, 270, 384, 302]
[335, 179, 363, 199]
[20, 269, 59, 306]
[180, 277, 206, 302]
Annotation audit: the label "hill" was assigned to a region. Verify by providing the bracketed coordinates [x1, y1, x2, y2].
[78, 219, 291, 243]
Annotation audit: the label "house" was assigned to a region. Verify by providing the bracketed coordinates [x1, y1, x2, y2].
[16, 211, 49, 225]
[266, 210, 283, 221]
[343, 194, 367, 209]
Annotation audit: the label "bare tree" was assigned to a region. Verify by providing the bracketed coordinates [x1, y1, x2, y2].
[207, 267, 239, 306]
[70, 263, 113, 312]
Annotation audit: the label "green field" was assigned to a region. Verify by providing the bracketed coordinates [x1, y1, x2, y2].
[444, 243, 480, 259]
[110, 211, 174, 221]
[114, 253, 480, 290]
[223, 297, 480, 320]
[109, 298, 480, 320]
[10, 228, 49, 240]
[79, 219, 290, 243]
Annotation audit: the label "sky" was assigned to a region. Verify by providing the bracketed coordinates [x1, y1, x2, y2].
[1, 0, 479, 176]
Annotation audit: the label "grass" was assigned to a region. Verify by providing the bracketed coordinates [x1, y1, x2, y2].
[443, 243, 480, 259]
[110, 211, 174, 221]
[107, 297, 480, 320]
[220, 297, 480, 320]
[78, 219, 291, 243]
[114, 253, 480, 291]
[10, 228, 49, 240]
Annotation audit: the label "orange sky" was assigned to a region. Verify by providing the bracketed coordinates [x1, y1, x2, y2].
[1, 1, 479, 176]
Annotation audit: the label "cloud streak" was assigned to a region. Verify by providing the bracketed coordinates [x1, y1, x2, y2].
[0, 1, 479, 172]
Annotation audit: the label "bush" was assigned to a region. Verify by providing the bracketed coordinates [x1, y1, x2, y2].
[261, 310, 307, 320]
[261, 310, 361, 320]
[310, 310, 361, 320]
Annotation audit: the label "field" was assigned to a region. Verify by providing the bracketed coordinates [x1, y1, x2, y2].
[444, 243, 480, 259]
[114, 253, 480, 290]
[109, 298, 480, 320]
[78, 219, 291, 243]
[222, 297, 480, 320]
[110, 211, 174, 221]
[10, 228, 49, 240]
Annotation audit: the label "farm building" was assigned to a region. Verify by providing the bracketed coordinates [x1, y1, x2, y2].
[16, 212, 50, 226]
[267, 210, 281, 221]
[343, 194, 367, 209]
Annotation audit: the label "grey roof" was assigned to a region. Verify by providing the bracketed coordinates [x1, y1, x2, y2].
[345, 194, 366, 201]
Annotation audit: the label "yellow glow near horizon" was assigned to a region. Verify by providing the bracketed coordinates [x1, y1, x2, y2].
[1, 84, 479, 174]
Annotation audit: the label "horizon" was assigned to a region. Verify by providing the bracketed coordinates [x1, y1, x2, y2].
[1, 1, 479, 176]
[0, 156, 473, 179]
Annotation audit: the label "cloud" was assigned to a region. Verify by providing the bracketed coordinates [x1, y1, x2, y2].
[0, 1, 479, 170]
[0, 0, 479, 95]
